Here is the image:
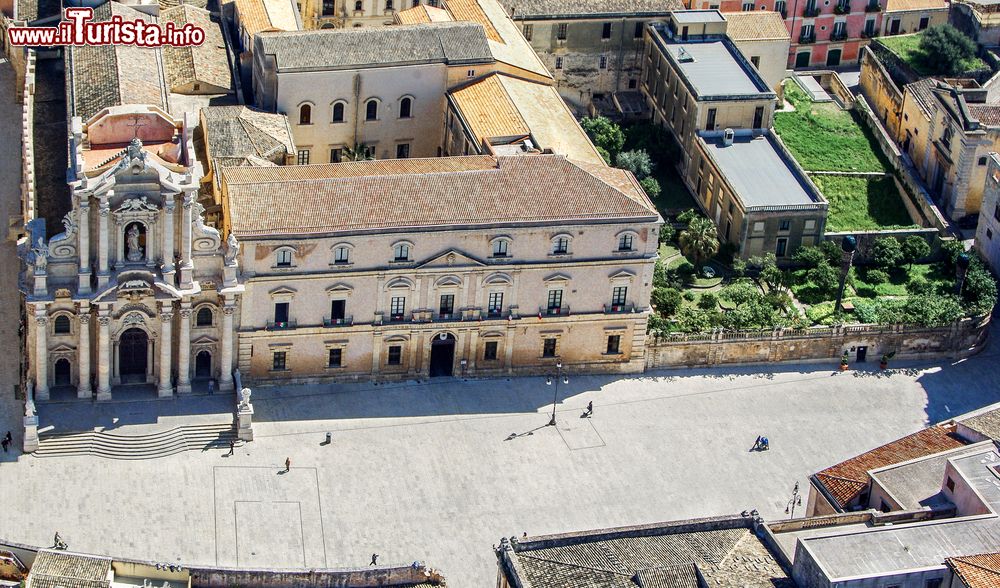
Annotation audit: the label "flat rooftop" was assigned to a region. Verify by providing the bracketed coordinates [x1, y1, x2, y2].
[662, 40, 766, 97]
[672, 8, 726, 22]
[870, 444, 989, 511]
[700, 132, 822, 210]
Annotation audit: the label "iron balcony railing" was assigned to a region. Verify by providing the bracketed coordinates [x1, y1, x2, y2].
[266, 320, 297, 330]
[324, 316, 353, 327]
[604, 303, 635, 314]
[539, 305, 571, 317]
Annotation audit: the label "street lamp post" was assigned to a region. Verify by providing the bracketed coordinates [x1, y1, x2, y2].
[834, 235, 857, 313]
[955, 253, 971, 296]
[785, 481, 802, 518]
[546, 362, 567, 426]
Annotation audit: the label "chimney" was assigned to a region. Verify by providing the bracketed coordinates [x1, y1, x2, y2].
[722, 128, 734, 146]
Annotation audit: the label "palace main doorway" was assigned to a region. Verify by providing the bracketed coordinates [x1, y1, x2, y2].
[119, 328, 148, 384]
[429, 333, 456, 377]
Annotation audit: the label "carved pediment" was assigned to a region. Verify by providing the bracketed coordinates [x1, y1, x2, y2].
[191, 335, 217, 345]
[326, 283, 354, 294]
[609, 270, 636, 281]
[544, 273, 572, 283]
[417, 249, 485, 269]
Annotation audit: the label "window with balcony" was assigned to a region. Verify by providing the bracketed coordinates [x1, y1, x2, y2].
[488, 292, 503, 317]
[547, 289, 563, 314]
[863, 18, 876, 36]
[272, 351, 287, 370]
[330, 299, 346, 323]
[803, 0, 820, 16]
[834, 0, 849, 14]
[775, 0, 786, 15]
[439, 294, 455, 317]
[542, 338, 557, 357]
[832, 21, 847, 39]
[328, 348, 342, 367]
[742, 1, 753, 9]
[484, 341, 498, 361]
[322, 0, 334, 15]
[387, 345, 402, 365]
[273, 302, 289, 326]
[607, 335, 621, 354]
[390, 297, 406, 322]
[612, 286, 628, 306]
[799, 24, 815, 42]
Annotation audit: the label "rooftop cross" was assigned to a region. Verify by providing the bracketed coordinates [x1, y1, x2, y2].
[126, 115, 147, 140]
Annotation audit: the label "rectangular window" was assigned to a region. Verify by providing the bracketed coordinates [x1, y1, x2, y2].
[750, 55, 760, 68]
[979, 156, 989, 166]
[553, 237, 569, 254]
[493, 239, 508, 256]
[330, 148, 342, 163]
[390, 296, 405, 321]
[864, 18, 875, 35]
[607, 335, 621, 354]
[706, 108, 717, 130]
[322, 0, 335, 14]
[946, 476, 955, 491]
[523, 23, 533, 40]
[602, 22, 612, 39]
[542, 338, 557, 357]
[557, 23, 567, 40]
[547, 289, 563, 313]
[988, 228, 994, 240]
[779, 219, 791, 231]
[599, 55, 608, 69]
[776, 237, 788, 257]
[488, 292, 503, 316]
[634, 21, 643, 38]
[328, 348, 342, 367]
[832, 21, 846, 37]
[753, 106, 764, 129]
[919, 16, 929, 30]
[334, 247, 349, 264]
[387, 345, 402, 365]
[330, 299, 346, 322]
[396, 143, 410, 159]
[274, 302, 289, 324]
[555, 56, 563, 70]
[439, 294, 455, 316]
[742, 1, 754, 9]
[272, 351, 287, 370]
[484, 341, 498, 361]
[296, 149, 310, 165]
[612, 286, 627, 306]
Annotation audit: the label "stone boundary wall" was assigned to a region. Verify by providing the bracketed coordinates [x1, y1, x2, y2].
[19, 48, 35, 228]
[645, 316, 989, 370]
[189, 564, 446, 588]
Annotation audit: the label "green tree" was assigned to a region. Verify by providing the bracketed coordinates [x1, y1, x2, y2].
[615, 150, 653, 179]
[341, 143, 374, 162]
[676, 209, 700, 225]
[819, 240, 844, 266]
[749, 253, 785, 293]
[658, 221, 675, 245]
[809, 262, 839, 294]
[793, 246, 827, 269]
[901, 236, 931, 268]
[871, 237, 904, 270]
[698, 292, 719, 310]
[651, 286, 683, 316]
[919, 24, 977, 75]
[580, 116, 625, 158]
[679, 217, 720, 268]
[962, 260, 998, 315]
[639, 177, 661, 199]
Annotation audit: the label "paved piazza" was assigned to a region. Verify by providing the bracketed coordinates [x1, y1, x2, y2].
[2, 352, 1000, 586]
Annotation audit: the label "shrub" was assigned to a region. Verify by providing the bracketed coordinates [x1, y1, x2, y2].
[720, 280, 761, 305]
[871, 237, 904, 270]
[616, 150, 654, 180]
[866, 268, 890, 284]
[639, 176, 661, 199]
[920, 24, 977, 76]
[580, 116, 625, 158]
[595, 146, 612, 165]
[749, 253, 786, 293]
[901, 235, 931, 268]
[819, 240, 844, 266]
[793, 246, 827, 269]
[699, 292, 719, 310]
[677, 209, 700, 225]
[647, 313, 669, 336]
[652, 287, 683, 316]
[962, 259, 998, 315]
[940, 239, 965, 270]
[908, 276, 933, 295]
[732, 258, 747, 278]
[673, 307, 718, 333]
[677, 261, 696, 277]
[658, 221, 675, 244]
[809, 262, 840, 294]
[682, 290, 696, 302]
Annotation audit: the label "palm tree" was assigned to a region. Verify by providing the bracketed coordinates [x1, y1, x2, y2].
[342, 143, 374, 162]
[679, 216, 720, 269]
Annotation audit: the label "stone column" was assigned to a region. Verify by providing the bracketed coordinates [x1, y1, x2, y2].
[179, 192, 194, 289]
[97, 311, 112, 401]
[219, 304, 235, 392]
[158, 303, 174, 397]
[176, 304, 192, 394]
[34, 310, 49, 401]
[78, 202, 91, 294]
[77, 312, 92, 399]
[162, 195, 176, 277]
[97, 199, 110, 288]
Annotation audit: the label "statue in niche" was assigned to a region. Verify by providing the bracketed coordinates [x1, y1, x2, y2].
[126, 224, 144, 262]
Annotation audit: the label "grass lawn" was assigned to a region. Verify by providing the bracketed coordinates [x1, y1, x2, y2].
[774, 82, 890, 173]
[850, 263, 953, 298]
[811, 175, 918, 231]
[878, 33, 987, 76]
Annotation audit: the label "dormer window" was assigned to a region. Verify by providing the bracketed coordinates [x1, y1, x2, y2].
[394, 243, 410, 262]
[276, 249, 293, 267]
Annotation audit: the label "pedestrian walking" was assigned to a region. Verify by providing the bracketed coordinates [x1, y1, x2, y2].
[587, 401, 593, 415]
[370, 553, 379, 566]
[753, 435, 762, 451]
[1, 438, 8, 453]
[227, 440, 235, 456]
[284, 457, 291, 472]
[4, 431, 11, 445]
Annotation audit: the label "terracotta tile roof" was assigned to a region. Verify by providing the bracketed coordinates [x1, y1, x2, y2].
[500, 0, 681, 17]
[444, 0, 503, 42]
[395, 4, 455, 23]
[222, 154, 657, 237]
[161, 5, 233, 93]
[961, 407, 1000, 442]
[65, 2, 168, 120]
[947, 552, 1000, 588]
[27, 550, 111, 588]
[885, 0, 946, 11]
[235, 0, 298, 39]
[255, 23, 493, 71]
[201, 105, 295, 163]
[450, 75, 532, 141]
[724, 11, 790, 40]
[814, 424, 967, 509]
[906, 78, 939, 117]
[969, 104, 1000, 126]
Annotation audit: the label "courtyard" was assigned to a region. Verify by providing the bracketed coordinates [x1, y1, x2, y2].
[3, 348, 1000, 586]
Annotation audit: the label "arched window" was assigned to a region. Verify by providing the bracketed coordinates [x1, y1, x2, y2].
[276, 249, 293, 267]
[492, 238, 509, 257]
[552, 236, 570, 255]
[354, 0, 362, 8]
[196, 307, 214, 327]
[393, 243, 410, 261]
[299, 103, 312, 125]
[334, 245, 350, 264]
[54, 315, 71, 334]
[399, 97, 412, 119]
[332, 102, 345, 123]
[618, 233, 634, 251]
[385, 0, 393, 8]
[365, 99, 378, 121]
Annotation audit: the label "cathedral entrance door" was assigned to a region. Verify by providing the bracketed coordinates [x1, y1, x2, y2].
[119, 328, 148, 384]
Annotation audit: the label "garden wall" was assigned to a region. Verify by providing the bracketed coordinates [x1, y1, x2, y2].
[645, 315, 988, 370]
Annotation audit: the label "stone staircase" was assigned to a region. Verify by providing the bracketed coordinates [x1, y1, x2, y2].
[34, 422, 238, 460]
